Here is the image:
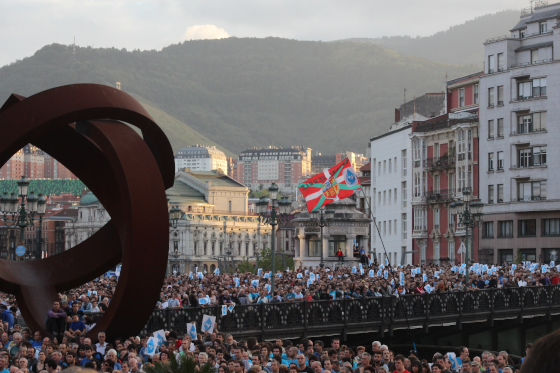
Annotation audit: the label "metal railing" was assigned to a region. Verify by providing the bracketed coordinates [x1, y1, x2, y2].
[510, 59, 553, 68]
[511, 128, 546, 135]
[425, 189, 454, 203]
[424, 156, 456, 170]
[511, 196, 547, 202]
[77, 286, 560, 340]
[484, 35, 508, 44]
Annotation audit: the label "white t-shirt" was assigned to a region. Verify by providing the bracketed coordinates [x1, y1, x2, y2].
[96, 342, 107, 355]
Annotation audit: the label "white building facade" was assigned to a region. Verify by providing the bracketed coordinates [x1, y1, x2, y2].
[479, 3, 560, 264]
[370, 122, 413, 265]
[174, 145, 228, 174]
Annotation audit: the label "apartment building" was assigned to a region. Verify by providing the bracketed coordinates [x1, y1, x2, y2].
[410, 72, 482, 264]
[479, 3, 560, 264]
[174, 145, 228, 174]
[235, 146, 312, 195]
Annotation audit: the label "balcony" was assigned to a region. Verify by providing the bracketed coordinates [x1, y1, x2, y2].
[510, 58, 553, 68]
[511, 128, 547, 135]
[512, 196, 547, 202]
[425, 189, 454, 204]
[424, 156, 455, 171]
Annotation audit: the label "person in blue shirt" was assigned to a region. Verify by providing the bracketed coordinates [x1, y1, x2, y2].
[65, 315, 86, 339]
[80, 346, 93, 367]
[0, 355, 9, 373]
[0, 305, 14, 330]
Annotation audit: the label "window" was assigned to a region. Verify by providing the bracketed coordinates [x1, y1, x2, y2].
[483, 222, 494, 238]
[543, 219, 560, 236]
[518, 81, 532, 100]
[474, 84, 479, 104]
[402, 149, 407, 176]
[328, 236, 345, 256]
[520, 29, 527, 38]
[388, 189, 391, 205]
[517, 181, 547, 201]
[518, 146, 546, 167]
[308, 238, 321, 257]
[434, 143, 440, 158]
[488, 120, 494, 139]
[488, 185, 494, 204]
[394, 157, 397, 173]
[518, 219, 537, 237]
[413, 172, 421, 197]
[383, 191, 386, 205]
[497, 151, 504, 170]
[459, 88, 465, 107]
[488, 153, 494, 171]
[497, 118, 504, 137]
[498, 221, 513, 238]
[413, 207, 426, 232]
[434, 208, 440, 228]
[497, 86, 504, 105]
[402, 182, 407, 207]
[497, 184, 504, 203]
[488, 87, 495, 107]
[394, 219, 397, 235]
[488, 55, 495, 73]
[458, 165, 465, 192]
[434, 174, 440, 192]
[517, 114, 532, 133]
[402, 213, 407, 239]
[413, 139, 421, 162]
[518, 149, 531, 168]
[540, 21, 548, 34]
[532, 146, 546, 166]
[394, 188, 397, 203]
[497, 53, 504, 71]
[378, 162, 381, 176]
[449, 241, 455, 262]
[383, 160, 386, 174]
[383, 221, 386, 235]
[434, 242, 440, 261]
[531, 49, 538, 64]
[533, 78, 546, 97]
[388, 159, 392, 173]
[500, 249, 514, 263]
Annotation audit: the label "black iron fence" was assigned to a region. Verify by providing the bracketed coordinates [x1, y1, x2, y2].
[86, 286, 560, 340]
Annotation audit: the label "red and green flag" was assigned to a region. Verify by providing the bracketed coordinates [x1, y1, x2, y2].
[298, 158, 362, 212]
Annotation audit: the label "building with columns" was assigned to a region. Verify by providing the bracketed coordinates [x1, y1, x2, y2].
[292, 199, 370, 267]
[64, 170, 272, 275]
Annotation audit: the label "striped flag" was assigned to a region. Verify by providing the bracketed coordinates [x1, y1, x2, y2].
[298, 158, 361, 212]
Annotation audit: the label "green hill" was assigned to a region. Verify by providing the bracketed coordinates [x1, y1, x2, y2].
[132, 95, 236, 158]
[337, 10, 520, 66]
[0, 38, 478, 155]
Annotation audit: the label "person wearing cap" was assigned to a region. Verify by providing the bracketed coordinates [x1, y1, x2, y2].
[470, 360, 480, 373]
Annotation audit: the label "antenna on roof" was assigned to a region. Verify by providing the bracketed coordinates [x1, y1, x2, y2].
[73, 36, 76, 55]
[403, 88, 406, 107]
[413, 95, 417, 120]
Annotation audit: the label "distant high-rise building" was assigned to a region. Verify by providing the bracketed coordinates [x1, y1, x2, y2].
[174, 145, 227, 174]
[235, 146, 312, 195]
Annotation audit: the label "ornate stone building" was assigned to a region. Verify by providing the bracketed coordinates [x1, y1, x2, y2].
[292, 199, 370, 267]
[65, 170, 272, 275]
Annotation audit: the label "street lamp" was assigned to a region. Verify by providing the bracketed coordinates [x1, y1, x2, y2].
[169, 205, 182, 228]
[310, 208, 335, 268]
[449, 188, 484, 287]
[0, 176, 47, 260]
[256, 183, 292, 296]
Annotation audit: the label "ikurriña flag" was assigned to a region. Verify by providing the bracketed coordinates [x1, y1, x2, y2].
[298, 158, 361, 212]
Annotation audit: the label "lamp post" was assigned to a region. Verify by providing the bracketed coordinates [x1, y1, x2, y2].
[310, 208, 335, 268]
[254, 246, 262, 268]
[168, 204, 182, 275]
[450, 188, 484, 287]
[256, 183, 292, 296]
[0, 176, 47, 260]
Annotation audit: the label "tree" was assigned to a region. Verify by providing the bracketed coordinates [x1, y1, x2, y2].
[515, 248, 522, 265]
[143, 353, 215, 373]
[256, 247, 295, 272]
[236, 257, 256, 274]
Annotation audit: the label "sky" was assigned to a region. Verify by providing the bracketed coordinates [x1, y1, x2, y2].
[0, 0, 530, 67]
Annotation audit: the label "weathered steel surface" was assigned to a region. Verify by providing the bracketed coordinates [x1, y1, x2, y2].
[0, 84, 174, 340]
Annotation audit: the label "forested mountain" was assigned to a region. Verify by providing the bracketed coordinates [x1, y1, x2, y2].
[337, 11, 519, 66]
[0, 38, 477, 155]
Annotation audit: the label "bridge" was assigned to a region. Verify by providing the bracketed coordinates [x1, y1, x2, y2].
[135, 285, 560, 353]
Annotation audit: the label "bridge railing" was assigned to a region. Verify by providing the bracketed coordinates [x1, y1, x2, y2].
[84, 286, 560, 338]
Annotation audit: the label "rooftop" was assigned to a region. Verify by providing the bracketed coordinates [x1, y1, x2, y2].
[188, 171, 246, 188]
[166, 179, 208, 205]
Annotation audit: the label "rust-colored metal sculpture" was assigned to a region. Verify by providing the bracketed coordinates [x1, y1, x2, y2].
[0, 84, 174, 340]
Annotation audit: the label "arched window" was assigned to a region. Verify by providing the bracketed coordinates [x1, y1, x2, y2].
[210, 264, 216, 273]
[172, 264, 180, 275]
[203, 264, 208, 273]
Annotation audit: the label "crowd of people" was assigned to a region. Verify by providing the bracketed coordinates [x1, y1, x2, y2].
[0, 261, 557, 373]
[0, 312, 550, 373]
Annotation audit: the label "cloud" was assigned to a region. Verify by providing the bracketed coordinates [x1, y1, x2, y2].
[182, 24, 230, 41]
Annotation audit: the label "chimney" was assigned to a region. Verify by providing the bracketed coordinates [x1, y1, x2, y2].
[394, 108, 401, 122]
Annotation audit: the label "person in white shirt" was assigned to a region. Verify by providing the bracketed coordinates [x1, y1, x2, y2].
[294, 287, 303, 300]
[96, 332, 107, 356]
